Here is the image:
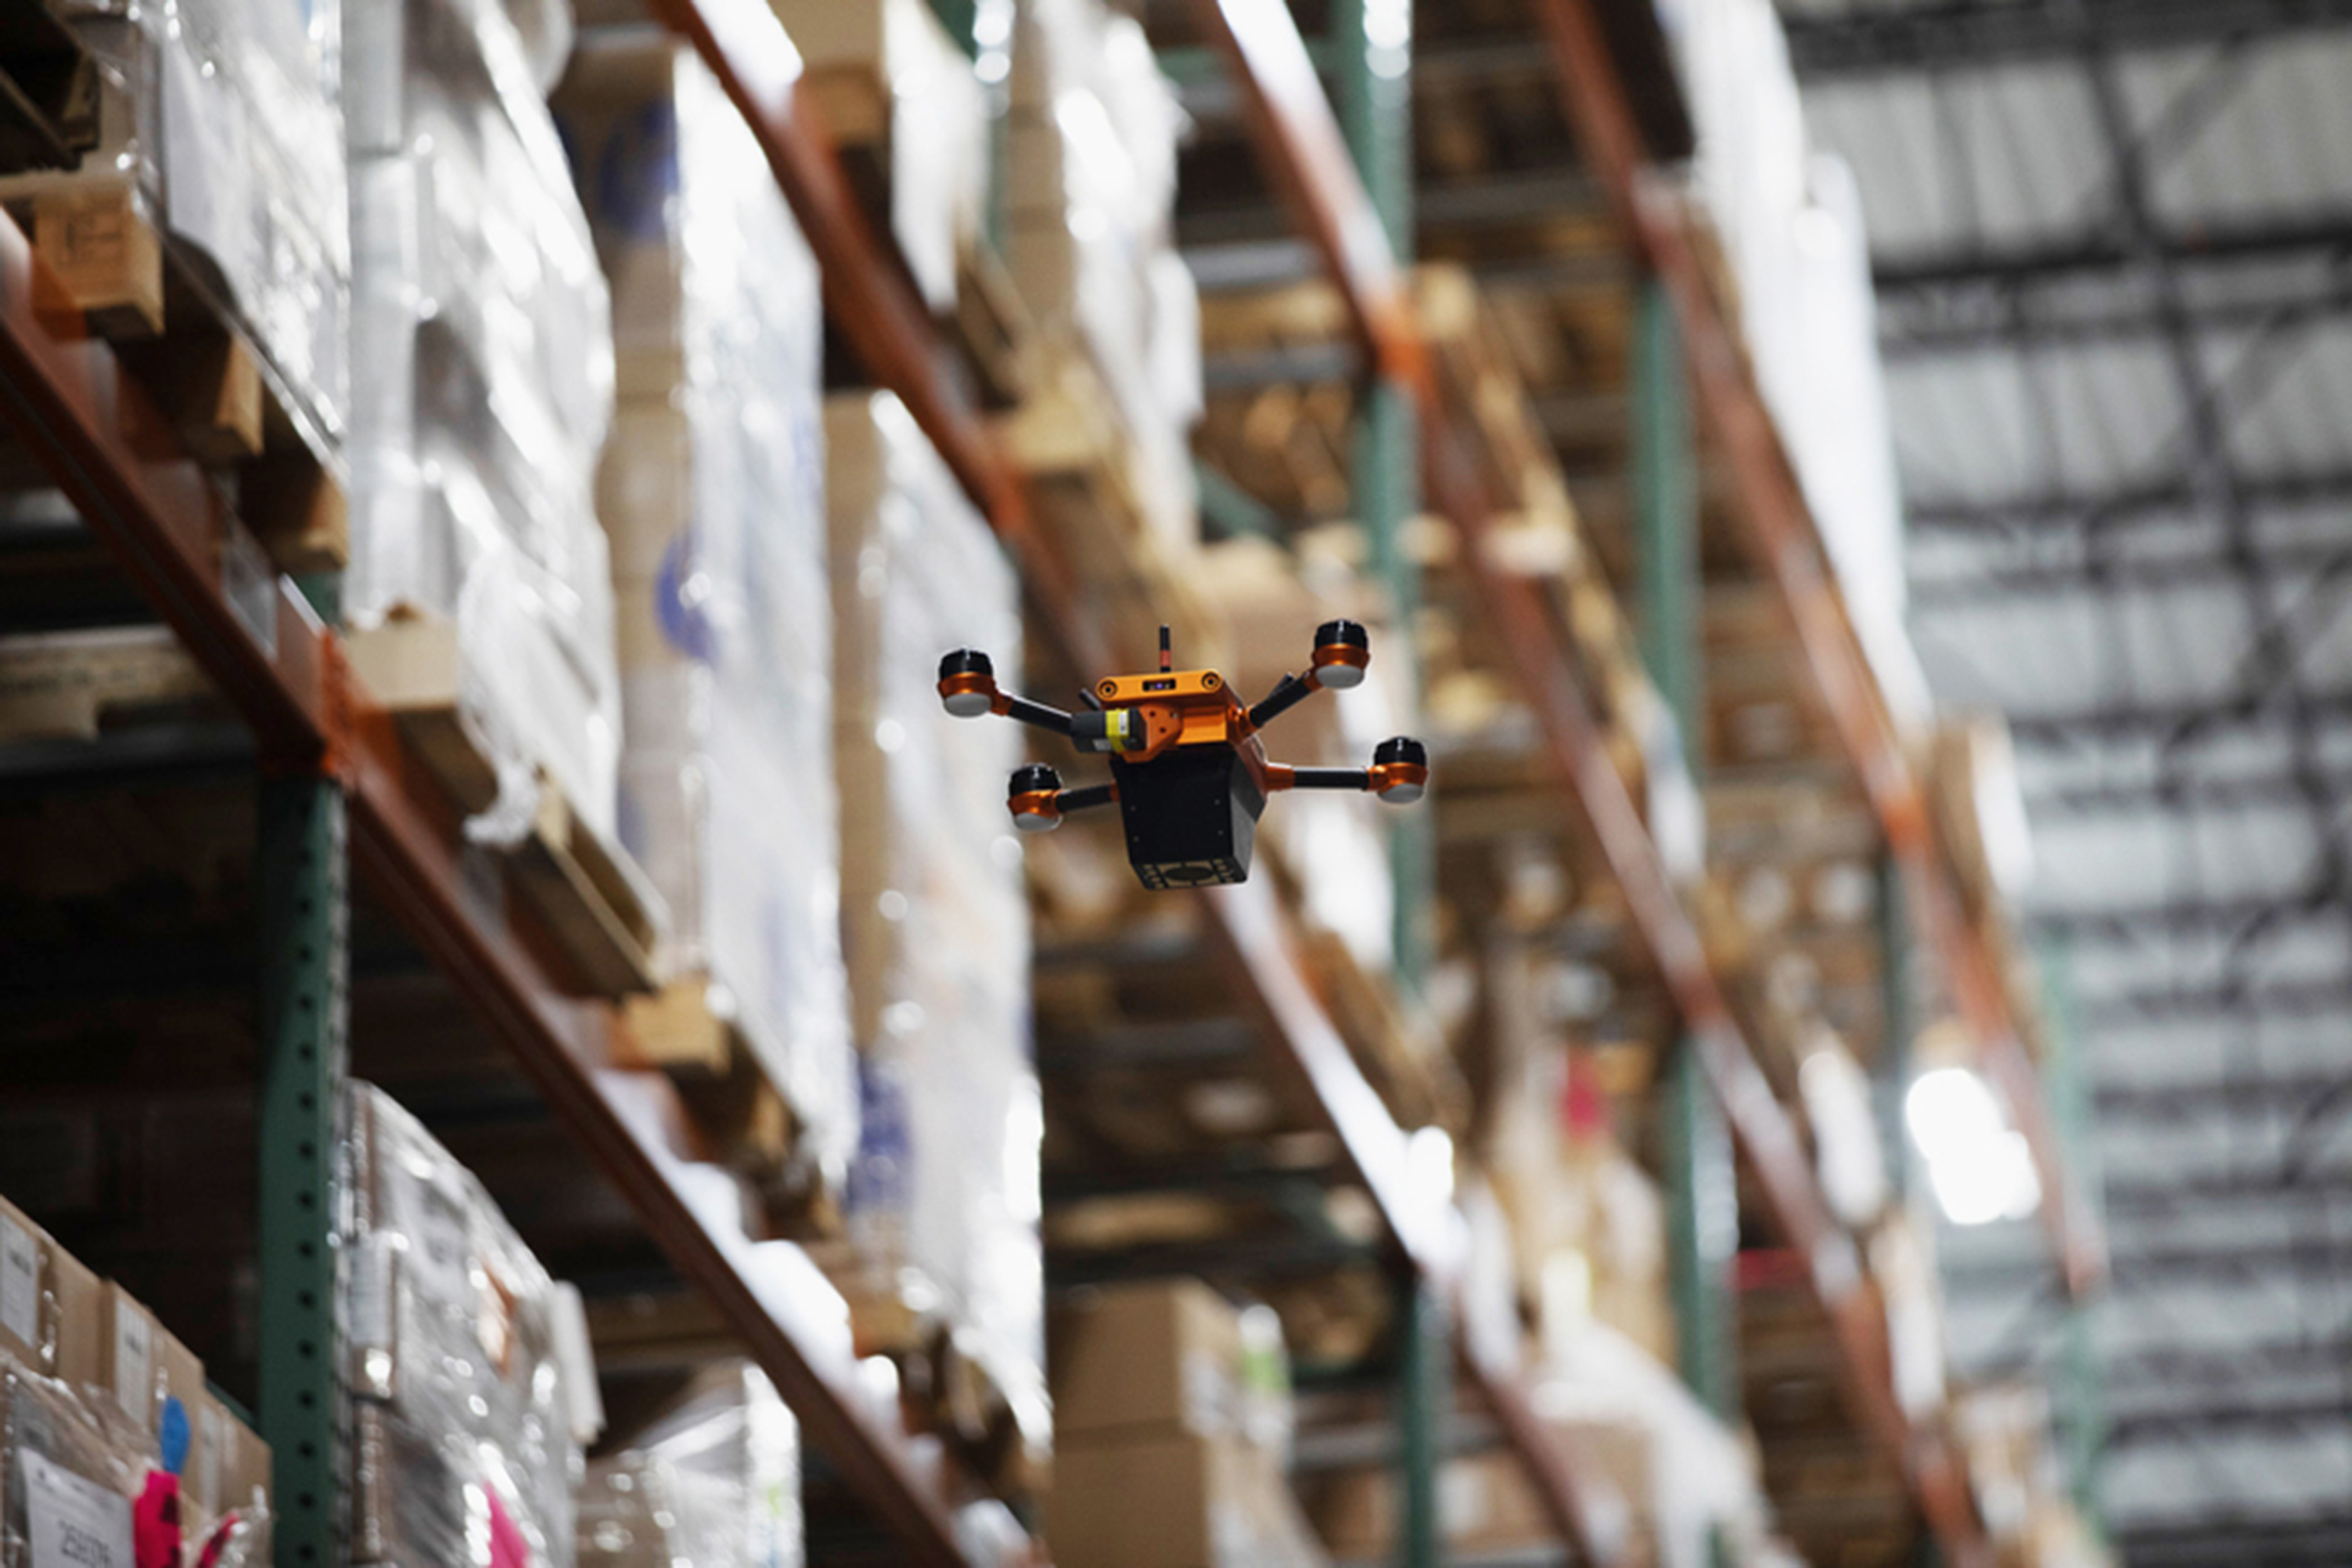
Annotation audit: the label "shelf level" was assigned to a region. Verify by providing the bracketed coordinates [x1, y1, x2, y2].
[649, 0, 1626, 1559]
[1186, 0, 2005, 1559]
[1527, 0, 2105, 1302]
[0, 210, 995, 1568]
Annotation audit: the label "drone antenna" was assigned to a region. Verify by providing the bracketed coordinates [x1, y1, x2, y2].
[1159, 624, 1172, 673]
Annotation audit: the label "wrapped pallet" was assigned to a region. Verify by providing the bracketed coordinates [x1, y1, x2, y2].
[824, 392, 1046, 1467]
[767, 0, 988, 314]
[345, 0, 622, 843]
[579, 1363, 801, 1568]
[1654, 0, 1931, 728]
[0, 1198, 274, 1568]
[557, 41, 856, 1190]
[344, 1083, 592, 1568]
[1, 0, 348, 458]
[1007, 0, 1201, 553]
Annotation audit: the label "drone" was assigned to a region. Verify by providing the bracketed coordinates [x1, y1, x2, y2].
[937, 620, 1428, 890]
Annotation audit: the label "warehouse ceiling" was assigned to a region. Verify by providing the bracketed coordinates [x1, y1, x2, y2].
[1776, 0, 2352, 1559]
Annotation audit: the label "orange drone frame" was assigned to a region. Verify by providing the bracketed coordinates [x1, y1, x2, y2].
[939, 621, 1427, 889]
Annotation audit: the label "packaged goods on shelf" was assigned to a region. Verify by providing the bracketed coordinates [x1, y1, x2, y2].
[579, 1362, 801, 1568]
[0, 1197, 275, 1567]
[558, 41, 856, 1182]
[822, 391, 1045, 1456]
[344, 1083, 592, 1568]
[1198, 537, 1403, 974]
[1048, 1281, 1322, 1568]
[768, 0, 987, 314]
[1953, 1383, 2113, 1568]
[1924, 713, 2036, 925]
[1007, 0, 1201, 553]
[1654, 0, 1931, 728]
[1483, 996, 1673, 1367]
[5, 0, 348, 457]
[346, 0, 621, 844]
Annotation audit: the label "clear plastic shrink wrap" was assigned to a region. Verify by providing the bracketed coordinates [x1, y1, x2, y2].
[766, 0, 988, 314]
[825, 393, 1046, 1436]
[577, 1363, 801, 1568]
[344, 1083, 587, 1568]
[31, 0, 348, 455]
[1007, 0, 1200, 550]
[557, 41, 857, 1186]
[346, 0, 622, 843]
[1654, 0, 1931, 723]
[1, 1362, 144, 1568]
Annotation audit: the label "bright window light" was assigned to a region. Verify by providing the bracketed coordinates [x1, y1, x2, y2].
[1904, 1068, 2041, 1227]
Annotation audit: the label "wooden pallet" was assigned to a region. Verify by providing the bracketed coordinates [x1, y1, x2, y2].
[346, 610, 663, 999]
[0, 624, 217, 743]
[0, 171, 346, 574]
[617, 977, 845, 1238]
[999, 344, 1229, 673]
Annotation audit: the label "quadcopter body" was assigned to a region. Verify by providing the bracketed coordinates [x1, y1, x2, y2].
[938, 620, 1427, 889]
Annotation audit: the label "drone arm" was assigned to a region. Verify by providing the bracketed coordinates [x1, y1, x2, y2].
[1008, 765, 1116, 832]
[1281, 766, 1371, 790]
[1244, 619, 1372, 734]
[940, 649, 1075, 736]
[1056, 783, 1118, 814]
[1246, 671, 1322, 732]
[1264, 737, 1428, 804]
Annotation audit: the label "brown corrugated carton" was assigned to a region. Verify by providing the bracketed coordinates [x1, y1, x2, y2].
[48, 1244, 103, 1391]
[0, 1195, 51, 1371]
[1051, 1279, 1246, 1442]
[1048, 1429, 1321, 1568]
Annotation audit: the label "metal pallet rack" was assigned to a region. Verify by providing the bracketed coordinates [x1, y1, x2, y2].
[0, 0, 2100, 1562]
[0, 4, 1624, 1566]
[1182, 0, 2116, 1560]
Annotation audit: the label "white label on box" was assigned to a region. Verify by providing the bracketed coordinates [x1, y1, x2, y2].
[112, 1301, 153, 1425]
[0, 1214, 38, 1351]
[197, 1401, 225, 1515]
[24, 1450, 134, 1568]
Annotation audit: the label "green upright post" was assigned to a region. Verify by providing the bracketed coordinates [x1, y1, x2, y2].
[1330, 6, 1439, 1562]
[1633, 279, 1738, 1420]
[1331, 0, 1429, 996]
[1877, 857, 1917, 1202]
[2038, 942, 2105, 1534]
[257, 775, 350, 1568]
[1395, 1277, 1448, 1568]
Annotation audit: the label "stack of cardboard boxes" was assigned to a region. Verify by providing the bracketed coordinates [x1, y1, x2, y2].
[1048, 1281, 1324, 1568]
[768, 0, 989, 318]
[822, 391, 1047, 1484]
[1008, 0, 1203, 557]
[559, 37, 859, 1206]
[0, 1195, 273, 1565]
[344, 1083, 599, 1568]
[345, 0, 624, 845]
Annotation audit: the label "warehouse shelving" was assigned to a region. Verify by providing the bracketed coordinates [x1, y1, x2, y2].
[0, 210, 989, 1568]
[1178, 0, 2111, 1559]
[0, 7, 1629, 1567]
[0, 1, 2100, 1564]
[1530, 0, 2105, 1302]
[649, 0, 1625, 1557]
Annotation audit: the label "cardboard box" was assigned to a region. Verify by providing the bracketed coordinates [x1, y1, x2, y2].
[193, 1393, 273, 1520]
[1048, 1430, 1319, 1568]
[0, 1195, 51, 1372]
[1051, 1280, 1248, 1442]
[155, 1319, 207, 1472]
[48, 1245, 103, 1391]
[98, 1283, 158, 1430]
